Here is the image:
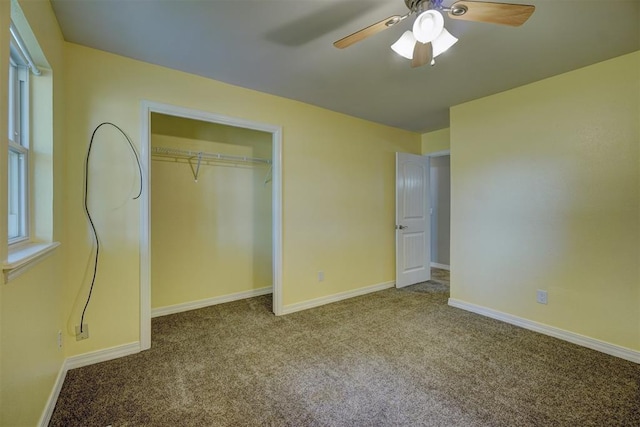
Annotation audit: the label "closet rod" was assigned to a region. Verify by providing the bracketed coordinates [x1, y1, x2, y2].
[151, 146, 272, 165]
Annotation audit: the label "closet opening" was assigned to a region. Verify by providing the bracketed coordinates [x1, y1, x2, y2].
[140, 102, 283, 350]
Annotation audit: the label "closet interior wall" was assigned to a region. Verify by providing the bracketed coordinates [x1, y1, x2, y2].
[150, 113, 273, 312]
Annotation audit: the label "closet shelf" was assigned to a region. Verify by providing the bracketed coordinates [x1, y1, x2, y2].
[151, 146, 271, 165]
[151, 146, 272, 183]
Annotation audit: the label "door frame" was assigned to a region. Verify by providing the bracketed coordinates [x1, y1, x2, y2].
[139, 101, 283, 350]
[427, 150, 450, 158]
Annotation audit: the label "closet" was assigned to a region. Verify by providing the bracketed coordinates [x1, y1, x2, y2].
[150, 113, 273, 313]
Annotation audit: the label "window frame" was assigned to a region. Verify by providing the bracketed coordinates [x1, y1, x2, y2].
[8, 29, 31, 246]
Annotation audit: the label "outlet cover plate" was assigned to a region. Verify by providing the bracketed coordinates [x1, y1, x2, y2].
[536, 290, 548, 305]
[75, 324, 89, 341]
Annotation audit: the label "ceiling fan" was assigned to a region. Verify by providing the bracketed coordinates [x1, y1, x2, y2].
[333, 0, 535, 68]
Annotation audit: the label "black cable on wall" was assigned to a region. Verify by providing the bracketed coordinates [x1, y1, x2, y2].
[80, 122, 143, 333]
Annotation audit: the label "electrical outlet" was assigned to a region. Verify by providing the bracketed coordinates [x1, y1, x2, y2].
[75, 324, 89, 341]
[318, 271, 324, 282]
[57, 330, 63, 349]
[536, 290, 548, 305]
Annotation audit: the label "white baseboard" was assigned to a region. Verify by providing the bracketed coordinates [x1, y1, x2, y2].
[282, 281, 395, 315]
[39, 342, 141, 427]
[448, 298, 640, 364]
[431, 262, 450, 270]
[65, 342, 141, 370]
[38, 357, 68, 427]
[151, 287, 272, 318]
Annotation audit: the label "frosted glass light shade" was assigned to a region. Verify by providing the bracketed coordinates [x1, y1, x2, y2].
[391, 31, 417, 59]
[412, 10, 444, 43]
[432, 28, 458, 58]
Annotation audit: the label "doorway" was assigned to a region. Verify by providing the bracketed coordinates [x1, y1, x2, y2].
[139, 101, 283, 350]
[429, 152, 450, 270]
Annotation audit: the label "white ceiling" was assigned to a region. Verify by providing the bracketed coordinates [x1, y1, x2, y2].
[50, 0, 639, 133]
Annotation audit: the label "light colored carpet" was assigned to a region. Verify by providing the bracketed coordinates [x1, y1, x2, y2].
[50, 271, 640, 426]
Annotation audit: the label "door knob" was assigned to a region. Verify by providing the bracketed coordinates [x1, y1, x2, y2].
[396, 225, 408, 230]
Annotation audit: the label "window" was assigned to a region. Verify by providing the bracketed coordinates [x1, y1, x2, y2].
[7, 23, 31, 244]
[3, 16, 59, 283]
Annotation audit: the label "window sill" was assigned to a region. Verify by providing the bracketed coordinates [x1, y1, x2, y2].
[3, 241, 60, 283]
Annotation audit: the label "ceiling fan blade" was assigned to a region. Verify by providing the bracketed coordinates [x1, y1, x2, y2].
[448, 1, 535, 27]
[411, 42, 432, 68]
[334, 15, 404, 49]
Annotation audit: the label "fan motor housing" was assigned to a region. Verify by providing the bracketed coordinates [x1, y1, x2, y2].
[407, 0, 454, 11]
[404, 0, 428, 11]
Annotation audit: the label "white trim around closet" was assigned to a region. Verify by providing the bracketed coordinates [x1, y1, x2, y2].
[139, 101, 283, 351]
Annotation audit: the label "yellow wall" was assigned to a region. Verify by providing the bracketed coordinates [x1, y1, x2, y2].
[63, 42, 420, 357]
[1, 254, 65, 425]
[0, 0, 66, 425]
[1, 2, 636, 424]
[421, 128, 450, 154]
[450, 51, 640, 351]
[151, 115, 273, 309]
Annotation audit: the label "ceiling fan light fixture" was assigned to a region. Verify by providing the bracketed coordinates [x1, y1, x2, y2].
[432, 28, 458, 58]
[391, 30, 417, 59]
[412, 10, 444, 43]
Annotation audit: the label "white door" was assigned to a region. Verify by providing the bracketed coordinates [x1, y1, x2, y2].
[396, 153, 431, 288]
